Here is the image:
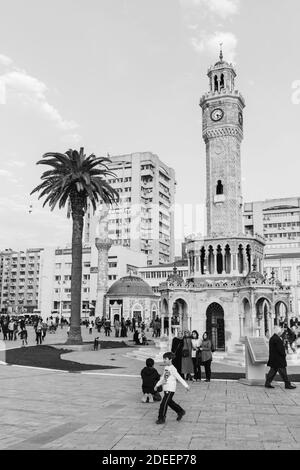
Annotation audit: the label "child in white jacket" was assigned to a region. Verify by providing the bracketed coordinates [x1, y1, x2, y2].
[154, 351, 190, 424]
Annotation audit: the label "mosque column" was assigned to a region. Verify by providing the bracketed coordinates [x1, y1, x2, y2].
[95, 238, 112, 318]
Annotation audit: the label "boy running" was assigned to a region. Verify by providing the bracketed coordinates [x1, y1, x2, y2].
[154, 351, 190, 425]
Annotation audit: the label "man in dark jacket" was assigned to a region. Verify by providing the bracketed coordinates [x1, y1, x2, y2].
[265, 325, 296, 389]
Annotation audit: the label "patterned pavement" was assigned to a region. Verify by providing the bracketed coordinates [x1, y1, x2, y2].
[0, 326, 300, 450]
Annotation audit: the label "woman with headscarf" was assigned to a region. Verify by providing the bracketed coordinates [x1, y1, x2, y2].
[200, 331, 214, 382]
[171, 330, 184, 376]
[181, 330, 194, 381]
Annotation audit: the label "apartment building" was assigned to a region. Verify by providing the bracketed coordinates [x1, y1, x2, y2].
[243, 197, 300, 244]
[38, 244, 147, 319]
[0, 248, 43, 314]
[243, 197, 300, 315]
[84, 152, 176, 266]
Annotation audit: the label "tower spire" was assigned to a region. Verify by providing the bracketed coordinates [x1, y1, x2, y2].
[219, 43, 223, 62]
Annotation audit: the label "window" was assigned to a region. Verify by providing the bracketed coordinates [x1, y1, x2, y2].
[64, 288, 71, 293]
[64, 275, 71, 281]
[83, 274, 90, 281]
[108, 262, 117, 268]
[282, 267, 291, 283]
[83, 262, 90, 268]
[216, 180, 224, 195]
[55, 275, 61, 281]
[55, 263, 62, 269]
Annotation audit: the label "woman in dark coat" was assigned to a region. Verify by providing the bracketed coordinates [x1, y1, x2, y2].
[181, 330, 194, 380]
[200, 331, 214, 382]
[265, 325, 296, 389]
[120, 317, 127, 337]
[171, 330, 184, 375]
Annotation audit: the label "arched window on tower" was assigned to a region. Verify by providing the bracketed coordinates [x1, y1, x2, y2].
[216, 180, 223, 195]
[214, 75, 218, 92]
[220, 74, 225, 90]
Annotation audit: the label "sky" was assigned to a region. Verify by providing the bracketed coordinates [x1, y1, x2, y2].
[0, 0, 299, 254]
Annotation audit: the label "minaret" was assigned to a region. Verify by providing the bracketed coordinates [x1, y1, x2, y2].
[200, 46, 245, 237]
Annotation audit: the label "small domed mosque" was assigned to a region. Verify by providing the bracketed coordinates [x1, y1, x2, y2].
[159, 50, 291, 353]
[106, 274, 159, 323]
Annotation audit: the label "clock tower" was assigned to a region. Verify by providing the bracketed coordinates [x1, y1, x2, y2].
[200, 48, 245, 237]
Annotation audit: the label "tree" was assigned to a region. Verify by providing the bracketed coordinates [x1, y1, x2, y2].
[31, 147, 119, 344]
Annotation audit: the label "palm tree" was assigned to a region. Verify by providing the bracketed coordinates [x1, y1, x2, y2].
[31, 147, 119, 344]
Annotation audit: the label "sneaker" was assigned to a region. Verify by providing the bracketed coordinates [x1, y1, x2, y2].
[148, 394, 154, 403]
[176, 410, 186, 421]
[285, 384, 296, 390]
[141, 394, 148, 403]
[265, 383, 275, 389]
[156, 418, 165, 425]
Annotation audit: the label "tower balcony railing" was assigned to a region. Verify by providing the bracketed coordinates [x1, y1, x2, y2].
[158, 276, 291, 292]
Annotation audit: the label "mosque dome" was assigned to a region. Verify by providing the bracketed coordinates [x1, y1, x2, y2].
[107, 275, 154, 297]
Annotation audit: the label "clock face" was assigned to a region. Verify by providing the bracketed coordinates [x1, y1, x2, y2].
[211, 108, 224, 122]
[238, 112, 243, 126]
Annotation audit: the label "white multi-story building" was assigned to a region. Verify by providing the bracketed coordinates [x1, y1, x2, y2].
[243, 198, 300, 244]
[243, 197, 300, 316]
[84, 152, 176, 266]
[0, 244, 146, 319]
[0, 248, 43, 314]
[138, 261, 189, 294]
[38, 244, 147, 319]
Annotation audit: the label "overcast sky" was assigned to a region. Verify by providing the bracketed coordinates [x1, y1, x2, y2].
[0, 0, 299, 253]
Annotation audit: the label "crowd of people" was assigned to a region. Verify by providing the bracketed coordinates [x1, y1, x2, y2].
[0, 314, 69, 346]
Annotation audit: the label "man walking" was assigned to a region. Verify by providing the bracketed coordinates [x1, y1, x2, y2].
[265, 325, 296, 390]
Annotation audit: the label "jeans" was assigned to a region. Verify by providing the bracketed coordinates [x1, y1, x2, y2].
[158, 391, 184, 420]
[192, 357, 201, 380]
[202, 359, 212, 381]
[36, 333, 42, 345]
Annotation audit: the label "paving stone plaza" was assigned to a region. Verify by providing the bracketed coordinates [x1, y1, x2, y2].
[0, 327, 300, 451]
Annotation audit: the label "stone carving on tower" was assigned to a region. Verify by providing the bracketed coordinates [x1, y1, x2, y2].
[95, 203, 112, 318]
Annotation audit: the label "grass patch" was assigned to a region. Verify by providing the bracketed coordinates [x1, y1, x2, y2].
[5, 345, 120, 372]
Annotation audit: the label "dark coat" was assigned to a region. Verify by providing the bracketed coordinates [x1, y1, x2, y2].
[267, 334, 287, 369]
[171, 337, 184, 374]
[141, 366, 160, 394]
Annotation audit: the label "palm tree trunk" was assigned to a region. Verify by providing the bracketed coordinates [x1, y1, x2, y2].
[66, 196, 84, 344]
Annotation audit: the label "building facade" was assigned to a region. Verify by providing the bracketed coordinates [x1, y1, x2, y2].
[244, 197, 300, 316]
[39, 244, 147, 320]
[159, 51, 291, 352]
[105, 275, 160, 324]
[84, 152, 176, 266]
[138, 261, 189, 294]
[0, 248, 42, 314]
[0, 244, 146, 319]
